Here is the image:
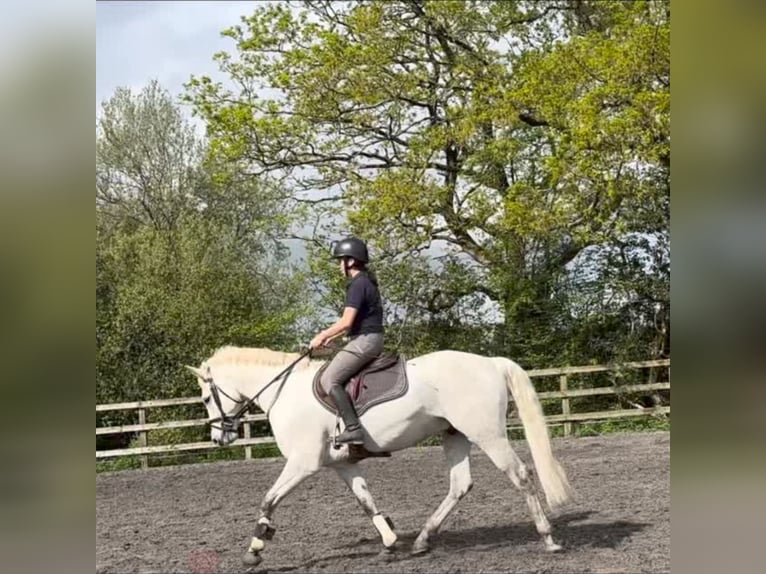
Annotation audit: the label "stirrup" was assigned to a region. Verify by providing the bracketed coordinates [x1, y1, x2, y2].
[336, 426, 365, 445]
[331, 435, 365, 449]
[330, 418, 364, 449]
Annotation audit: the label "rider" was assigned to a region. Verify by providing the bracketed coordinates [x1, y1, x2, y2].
[309, 237, 384, 445]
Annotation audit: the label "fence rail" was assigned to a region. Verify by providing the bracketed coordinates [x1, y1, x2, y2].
[96, 359, 669, 468]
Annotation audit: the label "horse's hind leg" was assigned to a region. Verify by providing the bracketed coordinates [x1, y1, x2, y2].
[334, 462, 397, 549]
[412, 429, 473, 555]
[475, 436, 562, 552]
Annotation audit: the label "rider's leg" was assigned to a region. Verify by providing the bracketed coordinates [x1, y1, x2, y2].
[320, 333, 383, 444]
[329, 384, 365, 444]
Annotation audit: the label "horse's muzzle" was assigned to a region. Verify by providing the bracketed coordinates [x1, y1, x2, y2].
[213, 430, 238, 447]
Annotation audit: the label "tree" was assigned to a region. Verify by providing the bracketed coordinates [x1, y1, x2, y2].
[97, 80, 203, 234]
[187, 0, 669, 366]
[97, 82, 310, 414]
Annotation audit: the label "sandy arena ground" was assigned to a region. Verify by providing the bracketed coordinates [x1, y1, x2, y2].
[97, 431, 670, 573]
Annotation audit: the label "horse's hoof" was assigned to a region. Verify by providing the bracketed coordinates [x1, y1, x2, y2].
[242, 550, 263, 566]
[411, 540, 430, 556]
[545, 542, 563, 553]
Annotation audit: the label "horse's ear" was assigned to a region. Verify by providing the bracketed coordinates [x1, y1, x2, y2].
[185, 365, 206, 384]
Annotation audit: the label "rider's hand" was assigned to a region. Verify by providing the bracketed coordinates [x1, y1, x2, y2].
[309, 335, 326, 350]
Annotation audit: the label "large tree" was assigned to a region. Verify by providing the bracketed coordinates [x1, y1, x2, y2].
[187, 0, 669, 366]
[97, 81, 309, 412]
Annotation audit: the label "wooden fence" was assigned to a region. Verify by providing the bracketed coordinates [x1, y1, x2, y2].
[96, 359, 669, 469]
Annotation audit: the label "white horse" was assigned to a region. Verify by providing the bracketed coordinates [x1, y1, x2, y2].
[186, 346, 573, 566]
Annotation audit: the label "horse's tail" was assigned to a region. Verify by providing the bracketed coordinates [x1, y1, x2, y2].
[497, 358, 573, 510]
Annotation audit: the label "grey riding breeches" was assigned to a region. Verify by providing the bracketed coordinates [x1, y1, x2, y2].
[319, 333, 384, 394]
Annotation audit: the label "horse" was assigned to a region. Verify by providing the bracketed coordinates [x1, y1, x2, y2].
[185, 345, 573, 566]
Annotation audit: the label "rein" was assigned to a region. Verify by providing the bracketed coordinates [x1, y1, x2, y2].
[205, 349, 312, 433]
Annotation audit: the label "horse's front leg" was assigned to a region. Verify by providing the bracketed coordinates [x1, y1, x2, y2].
[334, 462, 397, 550]
[243, 459, 319, 566]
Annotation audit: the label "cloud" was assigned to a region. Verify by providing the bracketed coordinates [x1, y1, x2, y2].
[96, 1, 251, 109]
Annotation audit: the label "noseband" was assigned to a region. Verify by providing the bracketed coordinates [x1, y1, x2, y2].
[206, 379, 244, 433]
[203, 349, 312, 434]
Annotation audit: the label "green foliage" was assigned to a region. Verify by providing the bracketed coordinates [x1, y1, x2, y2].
[97, 81, 312, 419]
[96, 455, 142, 474]
[97, 217, 302, 405]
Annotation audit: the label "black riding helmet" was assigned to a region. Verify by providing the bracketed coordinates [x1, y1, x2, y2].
[332, 237, 369, 264]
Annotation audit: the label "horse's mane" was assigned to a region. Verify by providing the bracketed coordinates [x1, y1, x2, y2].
[207, 346, 309, 369]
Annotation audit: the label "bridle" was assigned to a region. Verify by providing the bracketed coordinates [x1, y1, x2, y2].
[202, 349, 312, 434]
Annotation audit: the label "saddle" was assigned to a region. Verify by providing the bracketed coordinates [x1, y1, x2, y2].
[313, 351, 409, 418]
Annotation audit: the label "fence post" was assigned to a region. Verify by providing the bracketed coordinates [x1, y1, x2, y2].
[137, 407, 149, 470]
[560, 375, 572, 437]
[243, 417, 252, 460]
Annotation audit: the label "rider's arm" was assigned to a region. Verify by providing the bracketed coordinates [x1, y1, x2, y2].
[319, 306, 358, 342]
[311, 276, 365, 349]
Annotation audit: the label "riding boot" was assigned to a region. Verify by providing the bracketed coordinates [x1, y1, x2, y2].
[329, 385, 365, 445]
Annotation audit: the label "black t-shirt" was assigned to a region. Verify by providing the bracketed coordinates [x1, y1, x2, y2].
[344, 272, 384, 336]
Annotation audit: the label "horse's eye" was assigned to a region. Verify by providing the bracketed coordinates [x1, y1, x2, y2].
[203, 396, 211, 405]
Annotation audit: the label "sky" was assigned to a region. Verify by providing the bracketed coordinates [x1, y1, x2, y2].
[96, 1, 256, 120]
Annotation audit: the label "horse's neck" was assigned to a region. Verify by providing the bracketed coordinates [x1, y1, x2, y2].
[228, 364, 282, 405]
[230, 361, 320, 412]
